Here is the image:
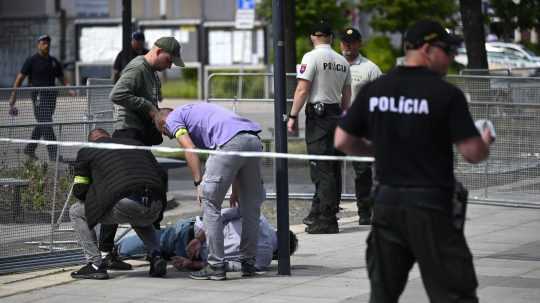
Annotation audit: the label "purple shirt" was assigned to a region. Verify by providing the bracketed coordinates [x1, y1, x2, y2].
[165, 103, 261, 149]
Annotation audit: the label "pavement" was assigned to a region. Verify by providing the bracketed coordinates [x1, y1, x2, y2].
[1, 200, 540, 303]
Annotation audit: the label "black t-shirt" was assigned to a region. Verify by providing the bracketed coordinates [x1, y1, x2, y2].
[339, 66, 479, 189]
[21, 53, 64, 87]
[113, 48, 149, 73]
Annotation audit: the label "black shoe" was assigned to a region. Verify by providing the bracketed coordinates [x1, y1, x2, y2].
[305, 220, 339, 234]
[358, 210, 372, 225]
[358, 216, 372, 225]
[302, 213, 319, 225]
[71, 263, 109, 280]
[241, 261, 257, 277]
[149, 255, 167, 277]
[103, 252, 132, 270]
[190, 264, 226, 281]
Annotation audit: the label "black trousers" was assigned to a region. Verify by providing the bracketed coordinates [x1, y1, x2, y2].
[366, 203, 478, 303]
[24, 91, 58, 159]
[352, 161, 373, 215]
[304, 104, 342, 219]
[97, 128, 148, 253]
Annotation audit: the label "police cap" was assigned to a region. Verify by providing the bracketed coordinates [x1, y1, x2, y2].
[38, 34, 51, 43]
[311, 20, 333, 37]
[404, 20, 462, 49]
[340, 27, 362, 43]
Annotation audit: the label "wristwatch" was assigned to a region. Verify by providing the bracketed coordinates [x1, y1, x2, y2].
[194, 180, 202, 187]
[288, 114, 297, 119]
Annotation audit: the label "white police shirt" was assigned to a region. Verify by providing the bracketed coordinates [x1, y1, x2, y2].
[349, 55, 382, 100]
[297, 44, 351, 105]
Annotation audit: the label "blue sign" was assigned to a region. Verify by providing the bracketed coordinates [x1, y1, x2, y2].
[237, 0, 255, 10]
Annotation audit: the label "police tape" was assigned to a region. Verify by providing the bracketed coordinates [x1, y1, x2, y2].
[0, 138, 374, 163]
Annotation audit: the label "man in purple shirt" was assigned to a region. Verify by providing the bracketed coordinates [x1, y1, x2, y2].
[155, 103, 266, 281]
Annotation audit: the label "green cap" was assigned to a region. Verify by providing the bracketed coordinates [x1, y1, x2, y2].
[154, 36, 185, 67]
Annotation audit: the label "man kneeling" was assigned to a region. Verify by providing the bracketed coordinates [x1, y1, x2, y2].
[70, 128, 168, 279]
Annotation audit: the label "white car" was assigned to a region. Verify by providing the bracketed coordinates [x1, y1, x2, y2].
[486, 42, 540, 64]
[455, 43, 540, 73]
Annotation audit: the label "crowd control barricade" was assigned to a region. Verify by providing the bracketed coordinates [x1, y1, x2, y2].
[0, 85, 114, 273]
[207, 72, 540, 207]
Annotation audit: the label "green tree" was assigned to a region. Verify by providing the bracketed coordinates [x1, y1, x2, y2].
[257, 0, 352, 62]
[490, 0, 540, 42]
[359, 0, 459, 48]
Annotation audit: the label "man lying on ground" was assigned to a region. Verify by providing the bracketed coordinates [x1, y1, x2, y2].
[116, 207, 298, 272]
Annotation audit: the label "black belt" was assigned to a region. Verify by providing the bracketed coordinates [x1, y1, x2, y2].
[375, 185, 453, 212]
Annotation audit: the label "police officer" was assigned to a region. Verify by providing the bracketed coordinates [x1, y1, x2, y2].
[339, 27, 382, 225]
[335, 20, 494, 302]
[112, 31, 149, 83]
[288, 20, 351, 234]
[8, 34, 71, 161]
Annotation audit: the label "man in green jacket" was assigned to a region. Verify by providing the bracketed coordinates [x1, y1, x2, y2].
[110, 36, 185, 146]
[100, 36, 185, 270]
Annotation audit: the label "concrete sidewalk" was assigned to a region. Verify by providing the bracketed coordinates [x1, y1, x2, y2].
[1, 203, 539, 303]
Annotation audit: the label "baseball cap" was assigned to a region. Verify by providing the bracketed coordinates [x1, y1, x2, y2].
[311, 20, 333, 37]
[38, 34, 51, 42]
[132, 31, 145, 41]
[154, 37, 185, 67]
[404, 20, 462, 49]
[340, 27, 362, 42]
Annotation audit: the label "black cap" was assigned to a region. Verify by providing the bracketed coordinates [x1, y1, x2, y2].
[132, 31, 145, 41]
[404, 20, 462, 48]
[340, 27, 362, 42]
[38, 34, 51, 42]
[311, 20, 333, 37]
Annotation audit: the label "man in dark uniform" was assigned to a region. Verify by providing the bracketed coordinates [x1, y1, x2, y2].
[288, 20, 351, 234]
[69, 128, 168, 280]
[8, 34, 70, 161]
[335, 20, 494, 302]
[112, 31, 149, 83]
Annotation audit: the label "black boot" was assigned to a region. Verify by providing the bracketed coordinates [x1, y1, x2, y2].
[305, 216, 339, 234]
[103, 247, 132, 270]
[149, 254, 167, 277]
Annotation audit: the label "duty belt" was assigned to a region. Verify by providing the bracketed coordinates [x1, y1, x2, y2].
[307, 102, 341, 117]
[375, 185, 453, 213]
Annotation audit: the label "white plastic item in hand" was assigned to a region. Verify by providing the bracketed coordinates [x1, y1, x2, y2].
[474, 119, 496, 139]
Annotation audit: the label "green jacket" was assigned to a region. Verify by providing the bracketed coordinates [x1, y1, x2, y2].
[110, 55, 162, 143]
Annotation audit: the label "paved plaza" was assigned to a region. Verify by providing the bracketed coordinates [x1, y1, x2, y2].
[1, 201, 539, 303]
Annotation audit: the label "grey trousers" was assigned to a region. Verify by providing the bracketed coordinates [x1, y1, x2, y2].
[70, 199, 162, 266]
[202, 133, 266, 267]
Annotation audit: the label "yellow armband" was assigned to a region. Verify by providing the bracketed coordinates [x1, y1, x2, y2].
[175, 128, 189, 139]
[74, 176, 90, 184]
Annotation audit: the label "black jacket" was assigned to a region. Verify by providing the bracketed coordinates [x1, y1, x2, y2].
[73, 137, 167, 228]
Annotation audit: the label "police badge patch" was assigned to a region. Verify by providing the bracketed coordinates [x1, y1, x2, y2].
[300, 64, 307, 74]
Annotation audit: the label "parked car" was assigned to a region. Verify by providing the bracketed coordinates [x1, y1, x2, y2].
[486, 42, 540, 64]
[455, 43, 540, 75]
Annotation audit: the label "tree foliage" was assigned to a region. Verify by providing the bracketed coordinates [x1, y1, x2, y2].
[257, 0, 353, 63]
[490, 0, 540, 41]
[359, 0, 459, 38]
[257, 0, 352, 37]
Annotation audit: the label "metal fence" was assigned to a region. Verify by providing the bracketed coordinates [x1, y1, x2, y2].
[206, 73, 540, 207]
[1, 73, 539, 272]
[0, 85, 114, 272]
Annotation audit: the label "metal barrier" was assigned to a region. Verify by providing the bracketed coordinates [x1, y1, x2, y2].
[207, 73, 540, 207]
[0, 85, 114, 272]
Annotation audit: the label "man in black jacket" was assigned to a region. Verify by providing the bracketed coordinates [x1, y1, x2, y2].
[69, 128, 168, 280]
